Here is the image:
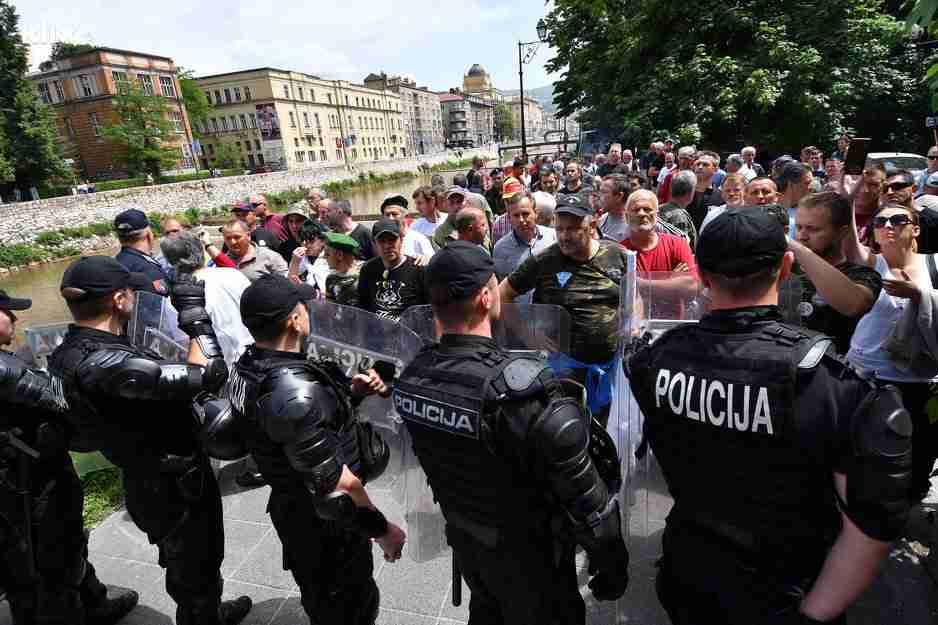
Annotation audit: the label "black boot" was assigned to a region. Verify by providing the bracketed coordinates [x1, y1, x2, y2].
[218, 596, 252, 625]
[85, 587, 139, 625]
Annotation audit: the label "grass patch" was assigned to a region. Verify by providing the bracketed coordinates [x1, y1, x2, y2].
[80, 467, 123, 528]
[430, 157, 477, 172]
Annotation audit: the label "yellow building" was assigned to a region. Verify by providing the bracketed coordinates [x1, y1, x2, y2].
[193, 68, 406, 171]
[462, 64, 503, 104]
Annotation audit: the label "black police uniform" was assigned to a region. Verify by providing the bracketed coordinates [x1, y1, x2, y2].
[0, 351, 117, 625]
[626, 209, 914, 625]
[227, 276, 391, 625]
[47, 258, 245, 625]
[393, 241, 629, 625]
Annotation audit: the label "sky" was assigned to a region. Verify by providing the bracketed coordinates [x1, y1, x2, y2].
[16, 0, 560, 93]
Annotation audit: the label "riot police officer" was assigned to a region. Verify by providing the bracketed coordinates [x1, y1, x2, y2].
[47, 257, 252, 625]
[0, 289, 138, 625]
[226, 275, 406, 624]
[393, 241, 630, 625]
[626, 209, 915, 624]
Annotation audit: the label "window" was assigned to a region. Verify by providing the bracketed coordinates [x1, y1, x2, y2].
[37, 83, 52, 104]
[337, 149, 343, 160]
[249, 114, 256, 129]
[230, 115, 237, 130]
[314, 113, 320, 128]
[52, 80, 65, 101]
[294, 137, 299, 147]
[224, 88, 232, 103]
[214, 90, 221, 104]
[239, 114, 247, 129]
[257, 153, 265, 165]
[208, 144, 215, 155]
[309, 90, 315, 102]
[75, 74, 96, 98]
[356, 97, 360, 107]
[210, 118, 219, 132]
[244, 86, 252, 101]
[298, 87, 304, 100]
[247, 154, 256, 167]
[112, 72, 130, 94]
[233, 87, 242, 102]
[255, 139, 261, 150]
[358, 116, 363, 128]
[160, 76, 177, 98]
[244, 140, 252, 152]
[320, 150, 327, 161]
[181, 144, 194, 168]
[220, 117, 229, 131]
[64, 118, 76, 138]
[327, 93, 333, 104]
[289, 111, 296, 127]
[283, 85, 290, 99]
[235, 141, 242, 151]
[296, 151, 305, 162]
[345, 95, 349, 106]
[171, 111, 184, 133]
[88, 112, 102, 137]
[303, 112, 310, 127]
[138, 74, 154, 96]
[308, 150, 316, 162]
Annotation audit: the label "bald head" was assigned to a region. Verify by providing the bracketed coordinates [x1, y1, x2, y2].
[455, 207, 487, 245]
[248, 194, 269, 217]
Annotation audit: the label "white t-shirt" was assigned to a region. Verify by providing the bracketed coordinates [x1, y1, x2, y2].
[403, 230, 435, 258]
[300, 255, 331, 293]
[412, 216, 442, 238]
[195, 267, 254, 366]
[847, 254, 938, 382]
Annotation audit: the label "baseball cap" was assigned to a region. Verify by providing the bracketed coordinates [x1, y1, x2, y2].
[231, 202, 253, 213]
[240, 274, 316, 332]
[0, 289, 31, 311]
[696, 209, 787, 277]
[927, 172, 938, 188]
[555, 193, 594, 218]
[426, 240, 495, 300]
[60, 256, 152, 301]
[284, 204, 308, 219]
[324, 232, 360, 256]
[372, 218, 401, 239]
[380, 194, 409, 212]
[446, 186, 467, 199]
[114, 209, 149, 233]
[501, 177, 524, 199]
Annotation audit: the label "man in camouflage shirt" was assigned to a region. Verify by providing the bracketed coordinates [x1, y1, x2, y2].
[324, 232, 361, 307]
[499, 193, 628, 373]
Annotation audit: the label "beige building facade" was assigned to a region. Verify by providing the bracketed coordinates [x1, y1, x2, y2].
[363, 73, 444, 156]
[194, 68, 406, 171]
[507, 96, 546, 142]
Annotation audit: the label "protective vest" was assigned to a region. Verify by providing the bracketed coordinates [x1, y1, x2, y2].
[230, 349, 363, 496]
[394, 345, 553, 548]
[632, 316, 840, 581]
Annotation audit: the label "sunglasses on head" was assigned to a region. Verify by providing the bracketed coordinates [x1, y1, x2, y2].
[872, 214, 913, 228]
[251, 202, 266, 208]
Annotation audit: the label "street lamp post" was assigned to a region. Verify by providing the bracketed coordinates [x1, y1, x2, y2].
[518, 19, 548, 159]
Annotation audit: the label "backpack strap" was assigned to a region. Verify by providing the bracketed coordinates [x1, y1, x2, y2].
[928, 253, 938, 291]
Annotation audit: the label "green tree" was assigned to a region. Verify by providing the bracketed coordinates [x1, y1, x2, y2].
[545, 0, 934, 153]
[494, 103, 515, 142]
[38, 41, 95, 71]
[212, 142, 240, 169]
[0, 1, 70, 193]
[177, 67, 212, 138]
[101, 81, 180, 178]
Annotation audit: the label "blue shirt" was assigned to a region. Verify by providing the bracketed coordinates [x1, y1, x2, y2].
[493, 225, 556, 304]
[115, 247, 171, 294]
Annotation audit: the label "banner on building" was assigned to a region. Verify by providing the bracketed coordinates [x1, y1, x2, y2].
[255, 103, 281, 141]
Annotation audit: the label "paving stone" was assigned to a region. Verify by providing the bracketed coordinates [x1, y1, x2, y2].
[220, 483, 274, 526]
[376, 550, 450, 618]
[227, 529, 298, 592]
[221, 579, 291, 625]
[437, 578, 470, 622]
[88, 511, 159, 564]
[221, 520, 274, 578]
[88, 553, 173, 625]
[376, 608, 437, 625]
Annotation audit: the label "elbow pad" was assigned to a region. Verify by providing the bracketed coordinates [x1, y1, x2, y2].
[284, 426, 343, 496]
[844, 384, 914, 541]
[0, 352, 68, 414]
[78, 349, 203, 400]
[313, 491, 389, 538]
[531, 396, 611, 523]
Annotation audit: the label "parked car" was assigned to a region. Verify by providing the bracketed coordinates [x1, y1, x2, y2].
[868, 152, 927, 177]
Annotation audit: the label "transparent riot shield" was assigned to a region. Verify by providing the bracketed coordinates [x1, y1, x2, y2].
[602, 255, 804, 624]
[22, 323, 71, 369]
[128, 291, 189, 359]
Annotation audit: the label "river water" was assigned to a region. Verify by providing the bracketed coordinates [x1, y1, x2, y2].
[3, 173, 453, 349]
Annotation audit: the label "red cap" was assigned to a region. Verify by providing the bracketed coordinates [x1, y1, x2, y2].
[501, 177, 524, 200]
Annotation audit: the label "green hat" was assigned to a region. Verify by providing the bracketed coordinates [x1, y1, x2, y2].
[324, 232, 360, 256]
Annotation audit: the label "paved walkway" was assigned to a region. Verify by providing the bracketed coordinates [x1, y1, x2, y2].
[2, 462, 937, 624]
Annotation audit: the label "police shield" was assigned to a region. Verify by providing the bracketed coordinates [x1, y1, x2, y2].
[128, 290, 189, 360]
[601, 253, 804, 624]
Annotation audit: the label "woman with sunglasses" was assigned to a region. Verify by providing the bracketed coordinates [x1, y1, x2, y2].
[845, 203, 938, 501]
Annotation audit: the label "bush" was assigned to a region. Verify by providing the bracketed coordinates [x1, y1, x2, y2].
[35, 231, 65, 246]
[80, 467, 123, 528]
[95, 178, 147, 192]
[182, 207, 202, 226]
[0, 244, 49, 267]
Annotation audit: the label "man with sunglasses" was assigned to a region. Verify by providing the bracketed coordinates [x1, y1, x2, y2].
[247, 194, 286, 241]
[916, 146, 938, 195]
[882, 169, 938, 254]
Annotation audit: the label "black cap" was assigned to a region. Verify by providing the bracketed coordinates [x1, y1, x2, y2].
[372, 218, 401, 239]
[0, 289, 31, 311]
[240, 274, 316, 331]
[114, 209, 150, 232]
[426, 240, 495, 300]
[380, 194, 408, 212]
[60, 256, 152, 301]
[696, 209, 787, 277]
[555, 193, 594, 218]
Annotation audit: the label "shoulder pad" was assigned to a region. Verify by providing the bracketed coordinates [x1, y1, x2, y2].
[796, 336, 833, 370]
[492, 354, 554, 400]
[259, 365, 334, 424]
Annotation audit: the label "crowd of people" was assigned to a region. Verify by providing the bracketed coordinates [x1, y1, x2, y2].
[0, 134, 933, 625]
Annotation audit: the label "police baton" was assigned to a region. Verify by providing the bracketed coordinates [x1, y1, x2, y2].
[452, 553, 462, 607]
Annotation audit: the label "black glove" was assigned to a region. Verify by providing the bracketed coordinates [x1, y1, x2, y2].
[171, 279, 214, 339]
[586, 537, 630, 601]
[200, 357, 228, 395]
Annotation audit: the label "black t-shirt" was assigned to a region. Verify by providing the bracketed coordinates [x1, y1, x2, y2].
[797, 261, 882, 355]
[251, 227, 281, 250]
[917, 206, 938, 254]
[349, 223, 374, 261]
[357, 256, 428, 320]
[687, 187, 724, 231]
